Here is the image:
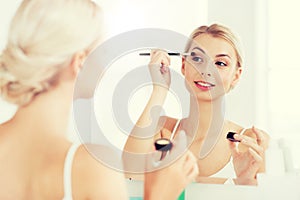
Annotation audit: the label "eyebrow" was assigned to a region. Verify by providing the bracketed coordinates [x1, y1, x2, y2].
[191, 47, 206, 54]
[216, 54, 231, 59]
[191, 47, 232, 59]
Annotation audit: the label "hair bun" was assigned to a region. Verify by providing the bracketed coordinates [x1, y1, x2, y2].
[0, 54, 42, 106]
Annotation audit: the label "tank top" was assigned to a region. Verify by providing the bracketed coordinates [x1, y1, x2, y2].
[62, 143, 81, 200]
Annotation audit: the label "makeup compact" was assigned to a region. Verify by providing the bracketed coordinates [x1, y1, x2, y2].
[154, 138, 173, 160]
[226, 132, 241, 142]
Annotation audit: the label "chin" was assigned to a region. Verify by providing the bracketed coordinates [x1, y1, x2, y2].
[195, 91, 226, 103]
[196, 95, 214, 102]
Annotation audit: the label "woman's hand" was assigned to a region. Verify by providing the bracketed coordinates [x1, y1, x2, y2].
[148, 49, 171, 90]
[229, 126, 270, 185]
[144, 131, 198, 200]
[144, 150, 198, 200]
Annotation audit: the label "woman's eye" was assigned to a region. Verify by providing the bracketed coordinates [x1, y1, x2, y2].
[215, 61, 227, 67]
[192, 56, 203, 63]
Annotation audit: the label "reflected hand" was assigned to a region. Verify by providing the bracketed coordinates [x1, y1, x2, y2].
[148, 49, 171, 89]
[229, 126, 269, 185]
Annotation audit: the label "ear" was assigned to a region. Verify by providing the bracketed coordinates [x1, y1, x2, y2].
[70, 51, 87, 77]
[230, 67, 243, 88]
[181, 56, 186, 76]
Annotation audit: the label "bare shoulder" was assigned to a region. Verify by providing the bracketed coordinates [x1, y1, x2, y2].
[226, 120, 244, 135]
[72, 144, 128, 200]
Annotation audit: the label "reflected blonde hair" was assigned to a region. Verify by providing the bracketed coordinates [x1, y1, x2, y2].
[185, 23, 244, 68]
[0, 0, 103, 106]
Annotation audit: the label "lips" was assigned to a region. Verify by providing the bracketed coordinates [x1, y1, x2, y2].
[194, 80, 215, 90]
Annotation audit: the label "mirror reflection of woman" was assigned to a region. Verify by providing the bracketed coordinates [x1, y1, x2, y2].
[0, 0, 198, 199]
[124, 24, 270, 185]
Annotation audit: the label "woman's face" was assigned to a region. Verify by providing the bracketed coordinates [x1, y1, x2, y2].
[182, 34, 242, 101]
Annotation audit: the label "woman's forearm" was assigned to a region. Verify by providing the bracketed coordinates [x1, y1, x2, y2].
[123, 86, 168, 154]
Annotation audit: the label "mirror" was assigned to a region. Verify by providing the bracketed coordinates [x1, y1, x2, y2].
[1, 0, 300, 198]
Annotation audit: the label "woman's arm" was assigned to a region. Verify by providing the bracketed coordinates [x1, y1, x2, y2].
[123, 87, 169, 154]
[123, 50, 172, 155]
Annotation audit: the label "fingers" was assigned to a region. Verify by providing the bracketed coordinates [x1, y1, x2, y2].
[241, 138, 264, 156]
[252, 126, 269, 149]
[144, 150, 197, 200]
[233, 127, 270, 157]
[150, 49, 171, 67]
[247, 147, 264, 175]
[229, 127, 269, 181]
[183, 151, 199, 181]
[150, 50, 171, 74]
[233, 133, 264, 156]
[148, 49, 172, 87]
[248, 148, 263, 163]
[228, 140, 239, 158]
[233, 133, 256, 144]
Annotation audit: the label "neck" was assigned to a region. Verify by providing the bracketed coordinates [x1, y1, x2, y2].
[9, 81, 74, 140]
[185, 95, 226, 141]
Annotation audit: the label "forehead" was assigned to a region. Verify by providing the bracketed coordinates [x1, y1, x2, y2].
[190, 34, 237, 59]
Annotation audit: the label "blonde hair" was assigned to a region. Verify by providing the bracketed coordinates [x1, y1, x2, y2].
[0, 0, 103, 106]
[185, 23, 244, 68]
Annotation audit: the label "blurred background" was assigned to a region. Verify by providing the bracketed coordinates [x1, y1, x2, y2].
[1, 0, 300, 169]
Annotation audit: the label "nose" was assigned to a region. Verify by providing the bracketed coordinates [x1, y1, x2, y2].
[200, 60, 213, 77]
[201, 72, 211, 77]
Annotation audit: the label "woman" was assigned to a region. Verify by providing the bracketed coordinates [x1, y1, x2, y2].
[124, 24, 269, 185]
[0, 0, 198, 199]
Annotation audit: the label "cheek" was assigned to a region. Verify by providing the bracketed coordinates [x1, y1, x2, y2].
[183, 66, 200, 92]
[218, 70, 235, 89]
[183, 65, 198, 79]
